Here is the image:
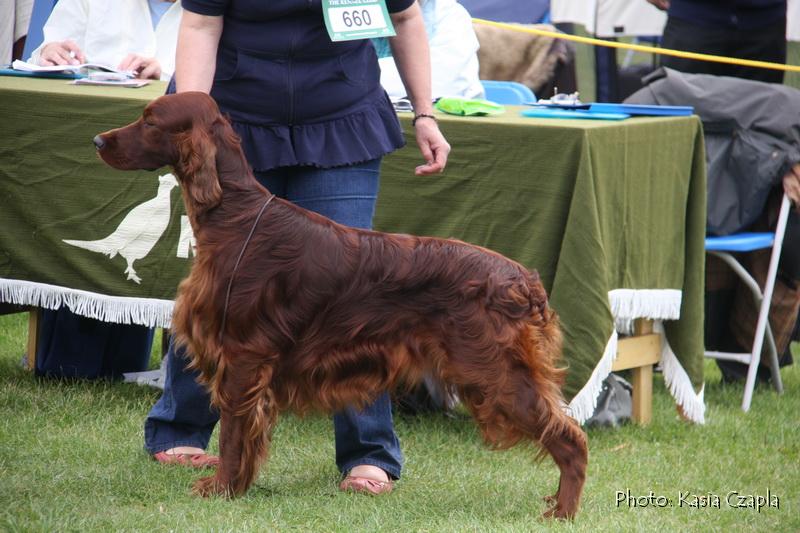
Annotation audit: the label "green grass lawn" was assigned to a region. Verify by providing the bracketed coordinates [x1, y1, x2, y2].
[0, 312, 798, 532]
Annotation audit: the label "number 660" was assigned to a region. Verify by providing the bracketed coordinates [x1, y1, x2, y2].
[342, 9, 372, 27]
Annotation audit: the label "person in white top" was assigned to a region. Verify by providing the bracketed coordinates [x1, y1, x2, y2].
[0, 0, 33, 65]
[379, 0, 484, 100]
[26, 1, 183, 385]
[29, 0, 182, 81]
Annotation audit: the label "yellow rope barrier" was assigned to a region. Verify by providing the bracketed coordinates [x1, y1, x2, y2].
[472, 18, 800, 74]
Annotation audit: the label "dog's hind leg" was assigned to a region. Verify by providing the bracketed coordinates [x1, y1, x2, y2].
[502, 366, 587, 520]
[193, 362, 277, 498]
[540, 421, 587, 520]
[458, 361, 587, 520]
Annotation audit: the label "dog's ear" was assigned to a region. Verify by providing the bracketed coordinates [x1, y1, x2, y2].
[178, 126, 222, 211]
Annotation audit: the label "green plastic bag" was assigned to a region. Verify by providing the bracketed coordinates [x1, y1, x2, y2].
[434, 97, 505, 117]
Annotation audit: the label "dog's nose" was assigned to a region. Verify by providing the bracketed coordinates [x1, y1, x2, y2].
[93, 135, 105, 150]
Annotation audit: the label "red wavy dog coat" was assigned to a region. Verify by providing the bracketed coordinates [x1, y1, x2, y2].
[94, 92, 587, 519]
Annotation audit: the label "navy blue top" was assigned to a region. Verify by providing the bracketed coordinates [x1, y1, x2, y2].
[182, 0, 414, 170]
[668, 0, 786, 30]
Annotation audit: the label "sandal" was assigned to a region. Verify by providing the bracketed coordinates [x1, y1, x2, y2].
[339, 475, 394, 495]
[152, 450, 220, 469]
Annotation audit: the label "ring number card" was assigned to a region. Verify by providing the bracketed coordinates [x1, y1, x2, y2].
[323, 0, 396, 41]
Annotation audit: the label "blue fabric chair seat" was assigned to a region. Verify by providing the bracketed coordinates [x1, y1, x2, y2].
[704, 232, 775, 252]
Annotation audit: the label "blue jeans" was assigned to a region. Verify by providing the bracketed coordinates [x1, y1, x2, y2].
[144, 159, 403, 479]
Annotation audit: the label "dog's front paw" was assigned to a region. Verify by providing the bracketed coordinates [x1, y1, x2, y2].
[192, 475, 231, 498]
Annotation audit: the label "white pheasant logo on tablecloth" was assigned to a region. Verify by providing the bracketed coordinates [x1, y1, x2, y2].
[63, 173, 179, 284]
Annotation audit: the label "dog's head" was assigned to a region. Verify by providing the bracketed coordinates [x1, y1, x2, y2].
[94, 92, 226, 211]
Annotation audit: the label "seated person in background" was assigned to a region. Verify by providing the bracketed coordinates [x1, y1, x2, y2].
[644, 0, 795, 381]
[376, 0, 485, 100]
[627, 68, 800, 383]
[29, 0, 183, 379]
[29, 0, 182, 80]
[646, 0, 787, 84]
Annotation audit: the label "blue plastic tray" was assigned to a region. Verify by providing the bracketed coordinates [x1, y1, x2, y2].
[589, 103, 694, 116]
[520, 108, 630, 121]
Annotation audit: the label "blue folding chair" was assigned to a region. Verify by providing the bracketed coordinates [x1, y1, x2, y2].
[704, 194, 791, 411]
[481, 80, 537, 105]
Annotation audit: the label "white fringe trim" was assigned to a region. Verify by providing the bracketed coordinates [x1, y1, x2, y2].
[566, 330, 618, 423]
[567, 289, 705, 424]
[609, 289, 682, 334]
[2, 280, 707, 421]
[0, 278, 173, 328]
[654, 320, 706, 424]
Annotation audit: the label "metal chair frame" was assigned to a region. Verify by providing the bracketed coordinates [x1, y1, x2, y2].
[704, 194, 791, 411]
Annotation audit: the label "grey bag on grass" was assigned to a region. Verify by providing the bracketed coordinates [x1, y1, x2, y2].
[585, 373, 633, 428]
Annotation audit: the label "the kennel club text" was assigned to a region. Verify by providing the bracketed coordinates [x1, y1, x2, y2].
[615, 489, 780, 511]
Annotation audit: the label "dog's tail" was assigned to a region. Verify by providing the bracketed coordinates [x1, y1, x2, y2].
[524, 306, 588, 519]
[483, 269, 571, 445]
[521, 305, 573, 445]
[519, 270, 565, 391]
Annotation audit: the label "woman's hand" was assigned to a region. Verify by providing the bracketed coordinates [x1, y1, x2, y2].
[783, 163, 800, 208]
[38, 40, 86, 66]
[413, 117, 450, 175]
[389, 3, 452, 175]
[118, 54, 162, 80]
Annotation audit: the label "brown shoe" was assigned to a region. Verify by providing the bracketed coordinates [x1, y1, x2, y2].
[152, 451, 220, 469]
[339, 475, 394, 495]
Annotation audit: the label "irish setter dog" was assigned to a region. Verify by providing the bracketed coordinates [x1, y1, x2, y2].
[94, 92, 587, 519]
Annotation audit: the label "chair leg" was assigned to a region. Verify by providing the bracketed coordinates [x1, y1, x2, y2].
[763, 325, 783, 394]
[715, 253, 782, 393]
[741, 194, 791, 411]
[742, 307, 770, 412]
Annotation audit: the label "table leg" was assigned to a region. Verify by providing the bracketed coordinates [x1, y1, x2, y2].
[631, 364, 653, 425]
[612, 318, 660, 426]
[631, 319, 654, 426]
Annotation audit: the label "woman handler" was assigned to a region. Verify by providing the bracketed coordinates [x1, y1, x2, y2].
[144, 0, 449, 495]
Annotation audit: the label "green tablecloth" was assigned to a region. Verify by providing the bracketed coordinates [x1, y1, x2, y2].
[0, 77, 707, 422]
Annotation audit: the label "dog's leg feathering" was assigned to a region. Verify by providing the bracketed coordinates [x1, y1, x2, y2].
[452, 317, 587, 520]
[193, 362, 277, 498]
